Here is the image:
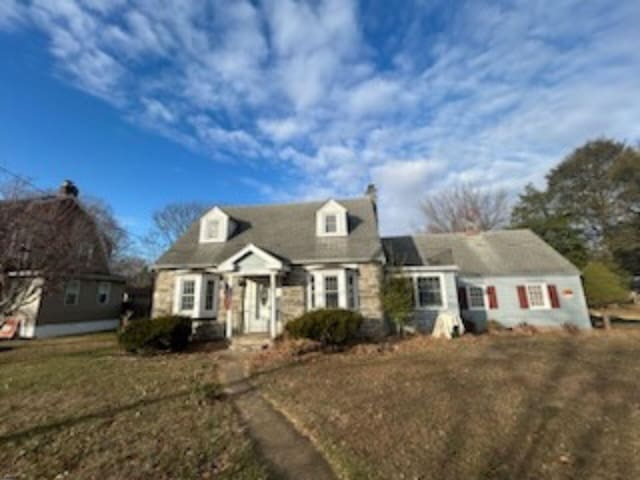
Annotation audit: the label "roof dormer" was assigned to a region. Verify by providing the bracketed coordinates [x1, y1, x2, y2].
[316, 200, 348, 237]
[199, 207, 234, 243]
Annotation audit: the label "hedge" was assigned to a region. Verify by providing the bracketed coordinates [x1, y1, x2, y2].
[285, 309, 363, 346]
[118, 316, 191, 354]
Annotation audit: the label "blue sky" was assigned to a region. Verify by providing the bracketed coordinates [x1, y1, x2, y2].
[1, 0, 639, 250]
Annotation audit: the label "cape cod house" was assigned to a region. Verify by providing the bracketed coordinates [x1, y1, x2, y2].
[152, 186, 591, 340]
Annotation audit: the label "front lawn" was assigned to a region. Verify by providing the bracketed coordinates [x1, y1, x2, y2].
[0, 334, 267, 480]
[256, 332, 640, 480]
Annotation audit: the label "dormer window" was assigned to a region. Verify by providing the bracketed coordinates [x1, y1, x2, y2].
[316, 200, 348, 237]
[199, 207, 234, 243]
[205, 219, 220, 240]
[324, 214, 337, 234]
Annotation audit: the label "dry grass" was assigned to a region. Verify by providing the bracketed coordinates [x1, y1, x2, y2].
[0, 334, 267, 480]
[591, 304, 640, 321]
[255, 331, 640, 480]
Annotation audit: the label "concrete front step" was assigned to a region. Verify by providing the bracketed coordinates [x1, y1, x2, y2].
[230, 334, 273, 352]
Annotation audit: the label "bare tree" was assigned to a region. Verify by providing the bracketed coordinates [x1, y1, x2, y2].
[144, 202, 209, 258]
[421, 184, 510, 233]
[0, 195, 103, 316]
[82, 196, 131, 264]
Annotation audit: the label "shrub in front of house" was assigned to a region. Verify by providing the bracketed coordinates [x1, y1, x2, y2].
[285, 309, 364, 346]
[118, 316, 191, 353]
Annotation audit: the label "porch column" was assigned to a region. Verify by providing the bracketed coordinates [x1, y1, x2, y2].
[225, 275, 233, 339]
[269, 272, 277, 338]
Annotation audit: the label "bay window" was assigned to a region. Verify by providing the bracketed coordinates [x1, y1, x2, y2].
[307, 269, 359, 310]
[324, 275, 339, 308]
[180, 280, 196, 311]
[174, 274, 219, 318]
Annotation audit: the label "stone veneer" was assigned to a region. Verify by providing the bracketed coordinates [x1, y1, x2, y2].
[152, 263, 386, 337]
[280, 286, 306, 325]
[357, 263, 386, 337]
[152, 270, 176, 317]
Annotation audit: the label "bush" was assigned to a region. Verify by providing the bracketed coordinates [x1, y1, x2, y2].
[381, 276, 414, 335]
[583, 261, 629, 308]
[285, 309, 363, 346]
[118, 316, 191, 353]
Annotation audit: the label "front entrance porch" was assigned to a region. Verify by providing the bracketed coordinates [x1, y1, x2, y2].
[217, 243, 288, 340]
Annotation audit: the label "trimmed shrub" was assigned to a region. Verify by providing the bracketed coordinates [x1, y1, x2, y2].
[118, 316, 191, 353]
[285, 309, 364, 346]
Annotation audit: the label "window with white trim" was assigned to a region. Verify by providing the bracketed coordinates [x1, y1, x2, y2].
[309, 274, 316, 309]
[205, 219, 220, 240]
[324, 275, 339, 308]
[526, 284, 548, 309]
[97, 282, 111, 305]
[467, 286, 485, 309]
[64, 281, 80, 306]
[315, 200, 348, 237]
[307, 269, 358, 310]
[173, 274, 219, 317]
[347, 271, 358, 309]
[180, 280, 196, 311]
[199, 207, 231, 243]
[324, 214, 337, 234]
[204, 279, 216, 311]
[415, 276, 443, 308]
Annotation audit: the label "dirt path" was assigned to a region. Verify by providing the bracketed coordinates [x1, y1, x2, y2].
[218, 352, 337, 480]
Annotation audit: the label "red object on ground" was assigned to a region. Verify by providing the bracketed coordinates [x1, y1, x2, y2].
[0, 318, 20, 339]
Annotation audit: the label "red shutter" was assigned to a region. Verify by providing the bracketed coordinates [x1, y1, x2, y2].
[458, 287, 468, 310]
[487, 286, 498, 309]
[517, 285, 529, 309]
[548, 284, 560, 309]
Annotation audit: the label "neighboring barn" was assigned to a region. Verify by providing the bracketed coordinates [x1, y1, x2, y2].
[1, 181, 124, 338]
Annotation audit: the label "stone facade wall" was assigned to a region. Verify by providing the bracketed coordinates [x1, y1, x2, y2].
[280, 286, 306, 325]
[357, 263, 386, 338]
[152, 270, 176, 318]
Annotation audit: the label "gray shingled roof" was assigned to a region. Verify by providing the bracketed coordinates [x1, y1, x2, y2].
[382, 229, 580, 276]
[155, 197, 383, 267]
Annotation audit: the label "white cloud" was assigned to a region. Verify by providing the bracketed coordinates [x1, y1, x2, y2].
[0, 0, 24, 29]
[371, 159, 447, 233]
[3, 0, 640, 235]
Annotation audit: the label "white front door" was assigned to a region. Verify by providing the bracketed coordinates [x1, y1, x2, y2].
[244, 279, 271, 333]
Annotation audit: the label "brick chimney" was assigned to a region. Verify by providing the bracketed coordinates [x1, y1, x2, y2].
[365, 183, 377, 204]
[58, 180, 79, 198]
[365, 183, 378, 223]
